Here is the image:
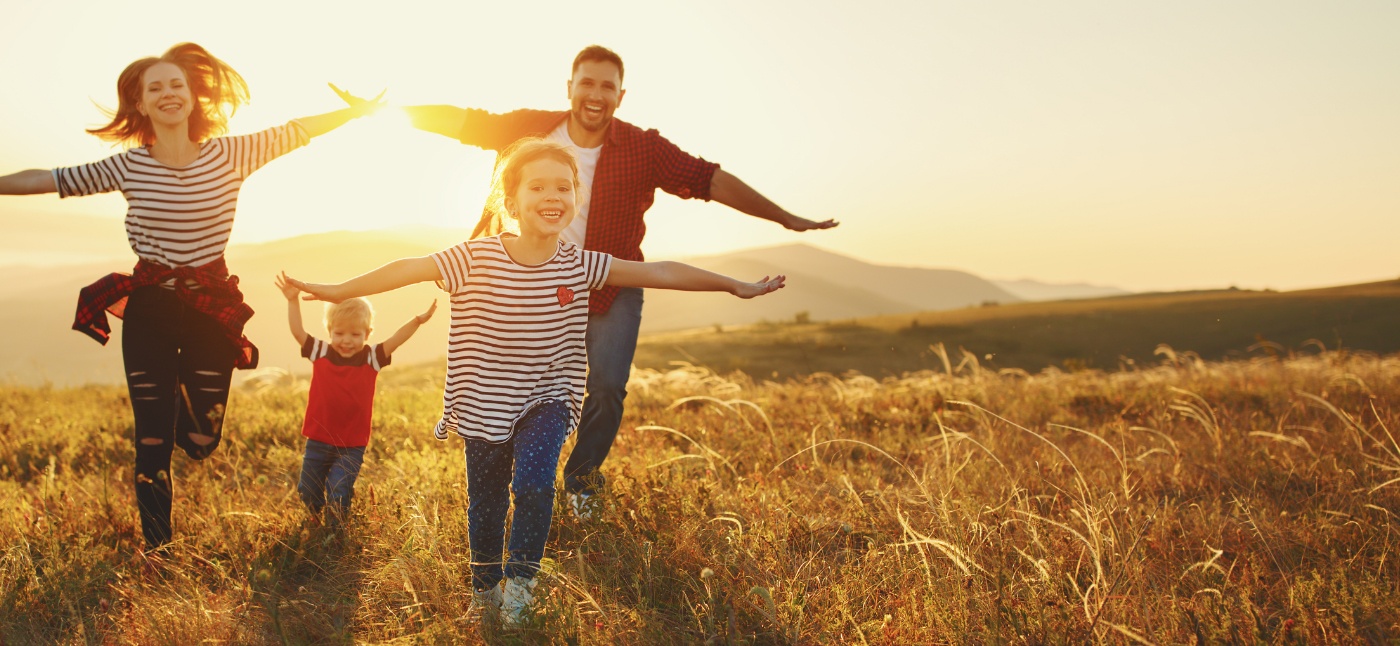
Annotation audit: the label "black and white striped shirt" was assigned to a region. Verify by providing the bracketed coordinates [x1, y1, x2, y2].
[430, 235, 613, 442]
[52, 122, 310, 268]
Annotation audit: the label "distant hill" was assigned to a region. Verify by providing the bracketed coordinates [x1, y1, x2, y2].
[0, 210, 133, 268]
[641, 243, 1023, 332]
[634, 280, 1400, 378]
[992, 278, 1131, 302]
[0, 229, 1062, 384]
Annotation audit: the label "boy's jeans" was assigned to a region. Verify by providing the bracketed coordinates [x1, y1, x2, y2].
[298, 439, 366, 517]
[464, 399, 571, 591]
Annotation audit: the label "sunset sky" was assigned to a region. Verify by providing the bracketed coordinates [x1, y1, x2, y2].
[0, 1, 1396, 292]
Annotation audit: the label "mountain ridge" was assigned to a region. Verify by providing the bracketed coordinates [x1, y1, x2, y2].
[0, 228, 1130, 385]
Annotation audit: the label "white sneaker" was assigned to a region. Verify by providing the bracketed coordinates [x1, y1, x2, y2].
[569, 492, 595, 520]
[471, 584, 502, 618]
[500, 576, 537, 625]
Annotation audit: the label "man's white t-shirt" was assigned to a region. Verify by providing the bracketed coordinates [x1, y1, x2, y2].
[548, 121, 602, 247]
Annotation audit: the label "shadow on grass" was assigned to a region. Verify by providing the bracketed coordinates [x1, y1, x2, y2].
[248, 514, 367, 645]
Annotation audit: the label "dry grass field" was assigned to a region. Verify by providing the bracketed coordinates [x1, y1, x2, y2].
[1, 345, 1397, 643]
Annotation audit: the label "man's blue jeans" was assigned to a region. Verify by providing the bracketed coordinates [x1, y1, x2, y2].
[562, 286, 643, 495]
[298, 439, 366, 517]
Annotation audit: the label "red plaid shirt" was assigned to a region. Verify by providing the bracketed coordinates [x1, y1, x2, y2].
[73, 257, 259, 369]
[459, 109, 721, 314]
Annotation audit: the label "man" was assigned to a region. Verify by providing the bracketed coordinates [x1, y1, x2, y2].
[369, 45, 836, 514]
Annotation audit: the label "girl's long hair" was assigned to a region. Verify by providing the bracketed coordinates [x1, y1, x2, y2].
[87, 43, 250, 148]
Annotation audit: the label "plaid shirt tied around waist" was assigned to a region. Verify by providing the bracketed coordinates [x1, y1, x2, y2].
[73, 257, 259, 369]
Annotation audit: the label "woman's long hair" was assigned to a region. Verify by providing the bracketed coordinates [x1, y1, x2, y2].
[87, 43, 250, 148]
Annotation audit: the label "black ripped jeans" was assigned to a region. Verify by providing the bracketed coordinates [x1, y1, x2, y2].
[122, 286, 237, 548]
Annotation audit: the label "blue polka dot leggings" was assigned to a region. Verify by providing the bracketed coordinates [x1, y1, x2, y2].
[464, 399, 571, 591]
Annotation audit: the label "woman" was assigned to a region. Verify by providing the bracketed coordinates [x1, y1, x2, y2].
[0, 42, 379, 550]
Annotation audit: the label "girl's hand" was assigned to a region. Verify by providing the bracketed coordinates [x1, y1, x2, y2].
[283, 275, 345, 303]
[329, 83, 387, 117]
[416, 300, 438, 324]
[274, 271, 300, 301]
[734, 275, 786, 299]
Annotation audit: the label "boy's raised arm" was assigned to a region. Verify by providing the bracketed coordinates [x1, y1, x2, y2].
[274, 272, 309, 346]
[287, 256, 443, 304]
[381, 300, 437, 356]
[605, 260, 785, 299]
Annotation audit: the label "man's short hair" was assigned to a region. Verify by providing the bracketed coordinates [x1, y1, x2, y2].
[572, 45, 624, 82]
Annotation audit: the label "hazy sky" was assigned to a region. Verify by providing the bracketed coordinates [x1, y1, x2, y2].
[1, 1, 1396, 292]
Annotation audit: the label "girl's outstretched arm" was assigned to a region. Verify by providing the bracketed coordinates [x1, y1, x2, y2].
[0, 169, 57, 195]
[606, 260, 785, 299]
[286, 256, 443, 303]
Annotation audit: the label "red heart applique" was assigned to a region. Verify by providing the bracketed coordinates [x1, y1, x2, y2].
[556, 286, 576, 306]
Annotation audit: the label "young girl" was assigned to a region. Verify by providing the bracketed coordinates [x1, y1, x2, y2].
[0, 43, 379, 550]
[287, 137, 784, 623]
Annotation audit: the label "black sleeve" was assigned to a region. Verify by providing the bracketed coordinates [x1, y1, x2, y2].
[300, 336, 320, 360]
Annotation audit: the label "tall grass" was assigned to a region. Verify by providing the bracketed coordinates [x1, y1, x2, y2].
[1, 348, 1397, 643]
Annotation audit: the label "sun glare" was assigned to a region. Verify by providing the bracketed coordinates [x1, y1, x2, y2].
[371, 106, 414, 132]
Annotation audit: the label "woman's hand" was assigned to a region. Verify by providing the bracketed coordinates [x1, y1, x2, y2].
[329, 83, 387, 117]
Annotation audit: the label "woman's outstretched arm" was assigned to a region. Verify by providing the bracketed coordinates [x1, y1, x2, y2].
[290, 86, 386, 138]
[330, 84, 466, 139]
[0, 170, 57, 195]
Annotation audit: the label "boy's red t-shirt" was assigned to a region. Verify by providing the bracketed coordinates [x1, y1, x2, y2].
[301, 337, 391, 447]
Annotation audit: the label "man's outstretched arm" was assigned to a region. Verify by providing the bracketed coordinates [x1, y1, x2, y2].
[402, 105, 470, 139]
[708, 169, 839, 232]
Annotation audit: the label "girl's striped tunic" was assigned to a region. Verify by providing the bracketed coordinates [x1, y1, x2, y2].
[51, 122, 310, 268]
[430, 235, 613, 443]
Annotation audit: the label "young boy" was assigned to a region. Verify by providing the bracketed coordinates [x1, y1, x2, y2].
[275, 272, 436, 521]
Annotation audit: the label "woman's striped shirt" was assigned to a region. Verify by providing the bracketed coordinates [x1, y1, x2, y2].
[51, 122, 310, 268]
[430, 235, 613, 443]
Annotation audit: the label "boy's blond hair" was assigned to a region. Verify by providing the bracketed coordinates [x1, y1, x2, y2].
[325, 298, 374, 332]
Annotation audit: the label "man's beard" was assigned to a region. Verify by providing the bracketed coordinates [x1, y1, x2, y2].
[573, 105, 611, 132]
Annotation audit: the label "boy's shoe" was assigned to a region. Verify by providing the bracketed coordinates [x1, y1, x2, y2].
[500, 576, 538, 625]
[568, 492, 595, 521]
